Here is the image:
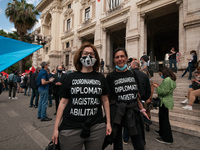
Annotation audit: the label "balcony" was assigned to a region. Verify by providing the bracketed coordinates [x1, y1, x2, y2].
[63, 47, 72, 53]
[82, 18, 92, 26]
[106, 1, 124, 15]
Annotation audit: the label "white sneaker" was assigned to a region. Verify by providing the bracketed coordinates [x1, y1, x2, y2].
[12, 97, 18, 99]
[181, 98, 188, 104]
[8, 97, 11, 99]
[182, 105, 192, 110]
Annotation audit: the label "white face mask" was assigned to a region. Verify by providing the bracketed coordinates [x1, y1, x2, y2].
[80, 55, 96, 68]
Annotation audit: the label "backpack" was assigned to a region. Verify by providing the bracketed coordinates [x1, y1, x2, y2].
[8, 74, 15, 86]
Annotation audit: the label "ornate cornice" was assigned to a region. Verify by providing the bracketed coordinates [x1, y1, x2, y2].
[136, 0, 152, 6]
[61, 31, 74, 40]
[101, 6, 130, 23]
[184, 19, 200, 29]
[176, 0, 183, 5]
[77, 21, 96, 34]
[64, 9, 73, 17]
[81, 0, 93, 6]
[126, 35, 140, 42]
[50, 3, 62, 14]
[49, 52, 62, 58]
[63, 48, 72, 53]
[94, 44, 102, 49]
[36, 0, 53, 12]
[62, 0, 73, 9]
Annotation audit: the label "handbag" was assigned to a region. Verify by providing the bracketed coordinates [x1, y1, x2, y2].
[191, 82, 200, 90]
[20, 83, 27, 88]
[152, 97, 161, 108]
[45, 141, 60, 150]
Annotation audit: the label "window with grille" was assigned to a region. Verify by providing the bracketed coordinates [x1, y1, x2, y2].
[66, 42, 70, 48]
[67, 19, 71, 31]
[66, 55, 69, 66]
[45, 47, 48, 53]
[109, 0, 120, 9]
[68, 4, 71, 9]
[85, 7, 90, 21]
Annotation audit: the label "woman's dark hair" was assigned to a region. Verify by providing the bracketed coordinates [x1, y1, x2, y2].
[158, 66, 176, 81]
[113, 47, 128, 59]
[190, 50, 197, 55]
[73, 42, 100, 71]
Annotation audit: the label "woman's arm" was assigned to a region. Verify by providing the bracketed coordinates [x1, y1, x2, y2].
[52, 98, 69, 144]
[41, 78, 54, 85]
[156, 78, 172, 96]
[137, 97, 149, 119]
[101, 95, 112, 136]
[194, 79, 200, 85]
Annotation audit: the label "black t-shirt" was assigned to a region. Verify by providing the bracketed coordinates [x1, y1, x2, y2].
[59, 71, 110, 131]
[106, 70, 139, 105]
[169, 51, 177, 60]
[100, 60, 104, 67]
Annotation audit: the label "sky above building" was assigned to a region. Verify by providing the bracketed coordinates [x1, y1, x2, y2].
[0, 0, 41, 33]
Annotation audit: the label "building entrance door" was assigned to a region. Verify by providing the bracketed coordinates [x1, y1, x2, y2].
[146, 3, 179, 62]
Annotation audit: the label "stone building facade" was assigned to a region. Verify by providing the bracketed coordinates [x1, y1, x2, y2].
[33, 0, 200, 72]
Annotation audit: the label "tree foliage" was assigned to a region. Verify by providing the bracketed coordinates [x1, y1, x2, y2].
[5, 0, 39, 73]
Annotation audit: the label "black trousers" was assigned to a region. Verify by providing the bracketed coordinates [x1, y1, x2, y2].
[9, 82, 17, 97]
[102, 105, 145, 150]
[54, 94, 61, 112]
[114, 124, 144, 150]
[159, 104, 173, 142]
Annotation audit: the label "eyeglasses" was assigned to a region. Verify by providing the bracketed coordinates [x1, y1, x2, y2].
[82, 51, 95, 56]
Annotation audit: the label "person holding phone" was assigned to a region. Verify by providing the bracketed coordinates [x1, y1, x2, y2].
[37, 62, 55, 121]
[153, 66, 176, 144]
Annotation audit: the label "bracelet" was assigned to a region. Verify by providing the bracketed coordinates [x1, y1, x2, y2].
[140, 109, 146, 113]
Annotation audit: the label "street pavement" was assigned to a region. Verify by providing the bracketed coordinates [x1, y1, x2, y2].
[0, 91, 199, 150]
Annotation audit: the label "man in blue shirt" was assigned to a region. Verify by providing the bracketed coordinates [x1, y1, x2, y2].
[8, 70, 18, 99]
[37, 62, 55, 121]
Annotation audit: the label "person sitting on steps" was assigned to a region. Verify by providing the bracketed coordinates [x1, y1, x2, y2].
[181, 67, 200, 110]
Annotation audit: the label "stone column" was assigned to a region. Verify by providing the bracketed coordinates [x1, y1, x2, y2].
[32, 33, 39, 68]
[177, 0, 185, 68]
[101, 29, 109, 73]
[140, 13, 145, 58]
[144, 20, 147, 54]
[49, 4, 62, 68]
[108, 32, 112, 70]
[32, 51, 38, 68]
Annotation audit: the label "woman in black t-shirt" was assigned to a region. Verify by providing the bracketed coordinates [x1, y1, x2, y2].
[52, 42, 111, 150]
[102, 48, 149, 150]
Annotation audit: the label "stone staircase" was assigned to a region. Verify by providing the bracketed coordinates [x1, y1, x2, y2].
[150, 71, 200, 137]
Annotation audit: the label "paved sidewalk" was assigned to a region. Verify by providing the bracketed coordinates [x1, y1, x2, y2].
[0, 91, 199, 150]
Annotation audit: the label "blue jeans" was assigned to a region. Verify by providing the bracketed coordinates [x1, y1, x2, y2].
[27, 86, 31, 96]
[24, 87, 28, 95]
[123, 127, 129, 142]
[181, 63, 193, 79]
[169, 59, 177, 71]
[38, 90, 49, 119]
[30, 88, 39, 107]
[100, 67, 104, 74]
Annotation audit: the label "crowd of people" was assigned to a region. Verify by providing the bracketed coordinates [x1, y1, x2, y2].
[0, 43, 199, 150]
